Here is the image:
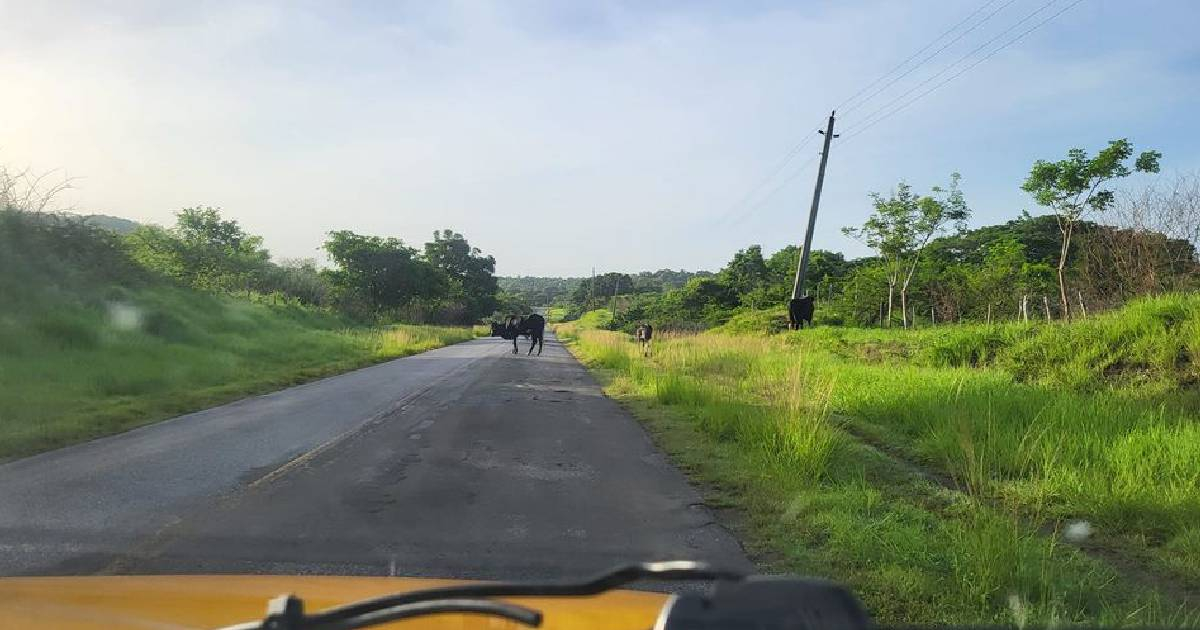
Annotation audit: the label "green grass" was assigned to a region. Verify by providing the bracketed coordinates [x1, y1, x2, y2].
[575, 308, 615, 329]
[0, 209, 475, 459]
[0, 284, 473, 460]
[768, 293, 1200, 392]
[559, 305, 1200, 625]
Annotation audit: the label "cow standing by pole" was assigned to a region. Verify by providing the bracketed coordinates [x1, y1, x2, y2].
[788, 111, 837, 331]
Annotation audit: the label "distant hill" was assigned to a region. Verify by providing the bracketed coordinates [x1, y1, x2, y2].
[20, 212, 144, 235]
[80, 214, 141, 235]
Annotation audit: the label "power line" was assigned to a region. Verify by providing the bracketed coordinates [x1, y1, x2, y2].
[715, 0, 1082, 227]
[839, 0, 1017, 116]
[725, 153, 821, 227]
[714, 129, 823, 226]
[718, 0, 1005, 226]
[840, 0, 1073, 138]
[836, 0, 1001, 112]
[841, 0, 1086, 143]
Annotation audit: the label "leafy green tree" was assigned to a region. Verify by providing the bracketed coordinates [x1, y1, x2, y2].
[959, 237, 1033, 321]
[844, 174, 968, 327]
[925, 213, 1061, 267]
[569, 272, 634, 308]
[125, 225, 189, 281]
[322, 231, 445, 317]
[835, 261, 891, 326]
[496, 276, 582, 307]
[255, 258, 329, 306]
[766, 247, 849, 304]
[424, 229, 498, 322]
[720, 245, 769, 294]
[126, 207, 269, 291]
[678, 276, 740, 323]
[1022, 139, 1161, 319]
[494, 290, 532, 317]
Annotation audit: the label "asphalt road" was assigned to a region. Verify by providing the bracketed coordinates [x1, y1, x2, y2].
[0, 333, 750, 581]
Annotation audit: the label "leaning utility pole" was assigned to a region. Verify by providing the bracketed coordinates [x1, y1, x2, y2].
[791, 111, 838, 301]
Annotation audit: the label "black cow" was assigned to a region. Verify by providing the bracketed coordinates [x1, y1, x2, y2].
[514, 314, 545, 355]
[635, 323, 653, 356]
[493, 314, 545, 355]
[788, 296, 815, 330]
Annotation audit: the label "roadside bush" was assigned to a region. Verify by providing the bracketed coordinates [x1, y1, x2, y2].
[576, 308, 615, 329]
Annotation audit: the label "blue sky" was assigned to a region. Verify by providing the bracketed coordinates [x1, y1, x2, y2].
[1, 0, 1197, 275]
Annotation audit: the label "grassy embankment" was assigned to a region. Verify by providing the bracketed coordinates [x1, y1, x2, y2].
[557, 293, 1200, 626]
[0, 214, 474, 460]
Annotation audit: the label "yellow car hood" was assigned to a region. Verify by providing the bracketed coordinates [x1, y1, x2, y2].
[0, 575, 668, 629]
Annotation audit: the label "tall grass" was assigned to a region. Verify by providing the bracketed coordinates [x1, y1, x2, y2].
[561, 320, 1200, 625]
[0, 284, 473, 459]
[772, 293, 1200, 391]
[1, 287, 473, 461]
[0, 209, 475, 459]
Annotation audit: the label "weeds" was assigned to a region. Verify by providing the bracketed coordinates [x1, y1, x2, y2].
[0, 286, 473, 459]
[562, 318, 1200, 625]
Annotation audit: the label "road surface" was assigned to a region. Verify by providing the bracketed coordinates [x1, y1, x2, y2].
[0, 333, 750, 581]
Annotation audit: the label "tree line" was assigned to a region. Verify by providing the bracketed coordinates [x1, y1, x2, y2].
[549, 139, 1198, 331]
[125, 208, 500, 323]
[3, 191, 501, 325]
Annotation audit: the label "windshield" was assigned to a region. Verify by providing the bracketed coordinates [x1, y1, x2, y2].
[2, 1, 1198, 628]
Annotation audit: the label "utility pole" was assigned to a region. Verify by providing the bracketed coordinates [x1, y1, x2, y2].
[791, 111, 838, 301]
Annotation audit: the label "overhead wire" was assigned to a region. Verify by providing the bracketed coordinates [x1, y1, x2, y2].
[724, 152, 822, 227]
[841, 0, 1086, 143]
[838, 0, 1017, 116]
[839, 0, 1077, 139]
[713, 129, 824, 226]
[835, 0, 1001, 112]
[715, 0, 1009, 227]
[714, 0, 1086, 227]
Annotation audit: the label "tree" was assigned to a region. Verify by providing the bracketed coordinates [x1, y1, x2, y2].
[255, 258, 329, 306]
[494, 290, 532, 317]
[125, 207, 269, 291]
[424, 229, 499, 322]
[720, 245, 769, 294]
[569, 272, 634, 308]
[957, 237, 1050, 322]
[175, 207, 270, 290]
[1022, 139, 1161, 319]
[322, 231, 445, 317]
[843, 175, 968, 327]
[677, 276, 740, 322]
[836, 261, 891, 326]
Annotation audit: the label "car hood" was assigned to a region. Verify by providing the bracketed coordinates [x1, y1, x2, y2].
[0, 575, 668, 629]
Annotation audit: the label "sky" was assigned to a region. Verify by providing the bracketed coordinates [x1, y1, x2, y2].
[2, 0, 1198, 276]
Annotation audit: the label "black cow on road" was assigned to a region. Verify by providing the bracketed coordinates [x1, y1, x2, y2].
[788, 296, 815, 330]
[492, 314, 545, 355]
